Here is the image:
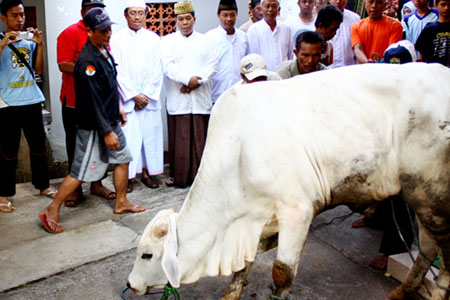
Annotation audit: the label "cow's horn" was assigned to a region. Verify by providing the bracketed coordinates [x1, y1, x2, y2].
[153, 224, 168, 238]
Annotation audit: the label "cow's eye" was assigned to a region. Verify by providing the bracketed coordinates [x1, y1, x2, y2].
[142, 253, 153, 260]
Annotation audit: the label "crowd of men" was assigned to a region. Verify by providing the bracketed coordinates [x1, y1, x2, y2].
[0, 0, 448, 234]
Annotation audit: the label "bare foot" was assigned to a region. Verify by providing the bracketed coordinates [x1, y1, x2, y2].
[369, 255, 388, 270]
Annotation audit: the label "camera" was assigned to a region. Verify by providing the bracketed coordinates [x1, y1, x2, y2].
[16, 31, 33, 41]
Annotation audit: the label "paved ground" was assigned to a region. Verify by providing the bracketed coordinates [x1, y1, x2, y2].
[0, 174, 422, 300]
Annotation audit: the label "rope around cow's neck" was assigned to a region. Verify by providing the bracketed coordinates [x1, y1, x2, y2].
[120, 283, 180, 300]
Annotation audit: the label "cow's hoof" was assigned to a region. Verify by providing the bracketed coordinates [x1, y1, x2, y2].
[388, 285, 408, 300]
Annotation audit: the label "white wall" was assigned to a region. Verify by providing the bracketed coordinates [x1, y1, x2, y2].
[43, 0, 249, 161]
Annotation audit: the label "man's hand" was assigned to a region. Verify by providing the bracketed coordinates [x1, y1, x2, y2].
[0, 31, 19, 49]
[179, 85, 192, 94]
[188, 76, 202, 89]
[104, 131, 119, 150]
[28, 28, 43, 46]
[134, 94, 149, 110]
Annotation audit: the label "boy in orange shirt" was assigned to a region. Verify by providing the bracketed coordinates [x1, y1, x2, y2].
[350, 0, 403, 63]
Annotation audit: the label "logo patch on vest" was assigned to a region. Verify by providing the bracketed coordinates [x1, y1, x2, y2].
[86, 65, 96, 76]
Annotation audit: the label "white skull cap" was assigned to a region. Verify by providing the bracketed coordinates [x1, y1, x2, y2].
[126, 0, 146, 9]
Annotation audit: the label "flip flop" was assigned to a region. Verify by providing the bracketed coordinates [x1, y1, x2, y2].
[0, 201, 15, 213]
[39, 212, 64, 234]
[40, 189, 57, 199]
[165, 177, 175, 187]
[114, 205, 146, 215]
[90, 186, 116, 200]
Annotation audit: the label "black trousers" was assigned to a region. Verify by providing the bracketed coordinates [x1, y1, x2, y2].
[0, 103, 50, 196]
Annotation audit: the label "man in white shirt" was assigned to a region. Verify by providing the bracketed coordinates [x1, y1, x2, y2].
[247, 0, 294, 71]
[206, 0, 248, 104]
[161, 1, 219, 188]
[328, 0, 360, 67]
[285, 0, 317, 34]
[110, 0, 164, 192]
[239, 0, 263, 32]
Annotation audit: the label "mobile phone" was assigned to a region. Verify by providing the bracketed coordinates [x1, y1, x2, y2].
[16, 31, 33, 40]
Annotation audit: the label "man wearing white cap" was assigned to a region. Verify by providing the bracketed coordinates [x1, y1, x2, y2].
[110, 0, 164, 192]
[206, 0, 248, 104]
[239, 53, 281, 83]
[161, 1, 219, 188]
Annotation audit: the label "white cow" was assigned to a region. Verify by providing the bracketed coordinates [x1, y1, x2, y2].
[128, 63, 450, 300]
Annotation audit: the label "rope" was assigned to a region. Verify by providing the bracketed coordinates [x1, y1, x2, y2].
[120, 283, 180, 300]
[161, 283, 181, 300]
[311, 211, 355, 231]
[390, 200, 432, 297]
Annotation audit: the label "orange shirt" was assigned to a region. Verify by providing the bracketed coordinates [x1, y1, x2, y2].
[351, 16, 403, 61]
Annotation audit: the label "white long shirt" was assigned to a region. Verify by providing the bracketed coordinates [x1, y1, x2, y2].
[330, 9, 360, 68]
[247, 20, 294, 71]
[284, 14, 316, 35]
[206, 26, 248, 104]
[161, 31, 218, 115]
[110, 27, 163, 113]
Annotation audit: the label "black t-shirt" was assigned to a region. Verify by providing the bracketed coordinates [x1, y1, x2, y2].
[415, 21, 450, 67]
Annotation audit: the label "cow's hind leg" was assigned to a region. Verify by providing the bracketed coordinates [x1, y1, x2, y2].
[270, 204, 313, 299]
[221, 261, 254, 300]
[389, 219, 437, 300]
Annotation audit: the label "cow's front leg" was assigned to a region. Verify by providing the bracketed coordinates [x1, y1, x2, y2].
[389, 219, 437, 300]
[271, 203, 313, 299]
[221, 261, 254, 300]
[429, 238, 450, 300]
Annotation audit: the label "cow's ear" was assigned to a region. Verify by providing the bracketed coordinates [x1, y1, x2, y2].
[162, 213, 181, 288]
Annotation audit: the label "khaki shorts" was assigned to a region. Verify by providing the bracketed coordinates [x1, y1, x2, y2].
[70, 124, 132, 182]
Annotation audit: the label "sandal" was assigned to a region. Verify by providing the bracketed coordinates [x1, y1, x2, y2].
[39, 212, 64, 234]
[40, 188, 57, 199]
[165, 177, 175, 187]
[114, 204, 146, 215]
[90, 186, 116, 200]
[0, 201, 15, 213]
[64, 191, 84, 207]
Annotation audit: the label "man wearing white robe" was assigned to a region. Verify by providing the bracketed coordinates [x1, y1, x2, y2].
[328, 0, 360, 68]
[110, 0, 164, 191]
[161, 1, 219, 188]
[206, 0, 248, 104]
[247, 0, 294, 71]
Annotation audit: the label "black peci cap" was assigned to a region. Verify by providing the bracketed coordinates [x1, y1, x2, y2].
[83, 7, 115, 30]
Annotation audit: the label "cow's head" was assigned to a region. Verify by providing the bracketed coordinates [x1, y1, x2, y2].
[128, 209, 180, 295]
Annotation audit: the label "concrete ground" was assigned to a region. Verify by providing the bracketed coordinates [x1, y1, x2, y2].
[0, 174, 423, 300]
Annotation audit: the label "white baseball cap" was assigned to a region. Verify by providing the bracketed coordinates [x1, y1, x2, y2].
[240, 54, 269, 81]
[126, 0, 146, 9]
